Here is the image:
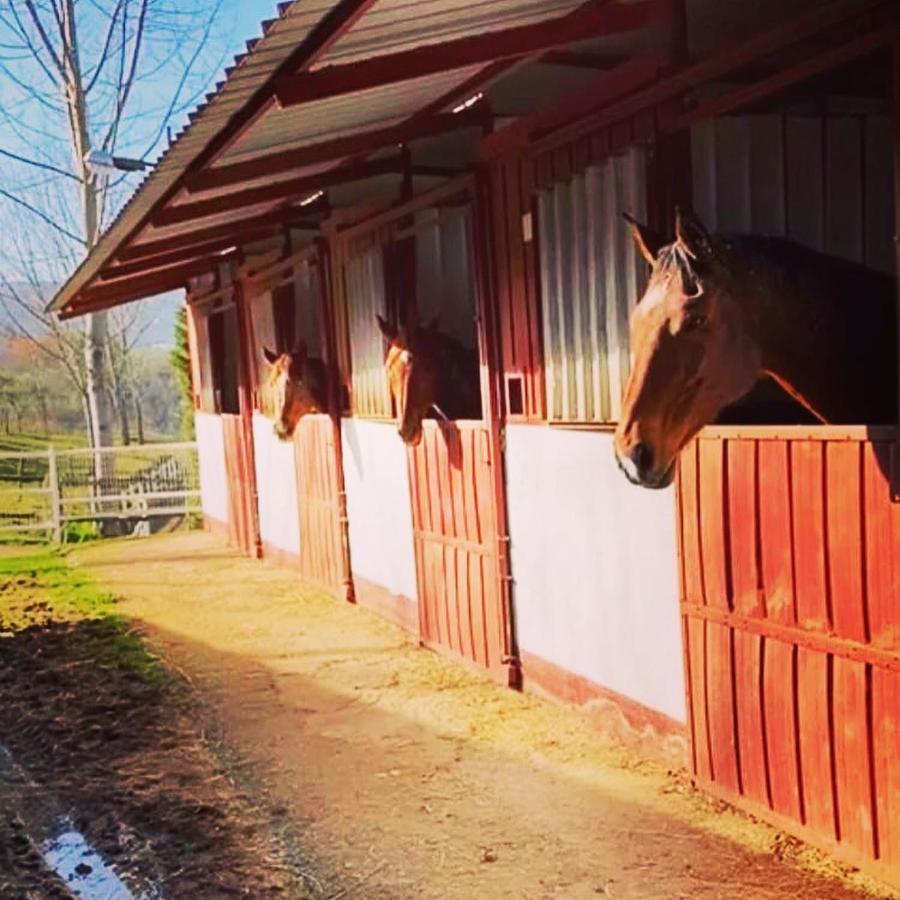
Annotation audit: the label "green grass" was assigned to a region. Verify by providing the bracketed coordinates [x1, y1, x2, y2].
[0, 547, 168, 688]
[0, 433, 86, 454]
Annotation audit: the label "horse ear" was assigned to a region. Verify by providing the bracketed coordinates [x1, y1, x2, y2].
[262, 346, 278, 365]
[675, 208, 713, 260]
[292, 339, 308, 362]
[623, 213, 662, 265]
[376, 314, 397, 343]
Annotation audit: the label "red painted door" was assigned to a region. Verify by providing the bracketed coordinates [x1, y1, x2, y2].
[407, 420, 514, 684]
[293, 414, 347, 595]
[678, 426, 899, 888]
[221, 414, 257, 556]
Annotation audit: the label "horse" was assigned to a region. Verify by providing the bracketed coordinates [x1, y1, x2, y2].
[614, 209, 897, 489]
[376, 314, 481, 446]
[260, 342, 327, 441]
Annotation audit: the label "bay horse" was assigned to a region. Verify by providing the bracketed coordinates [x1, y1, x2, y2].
[260, 343, 327, 441]
[376, 314, 480, 446]
[614, 209, 897, 489]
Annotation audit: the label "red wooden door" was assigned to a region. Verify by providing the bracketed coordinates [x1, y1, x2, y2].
[407, 420, 514, 684]
[678, 426, 899, 887]
[293, 414, 347, 595]
[221, 414, 257, 556]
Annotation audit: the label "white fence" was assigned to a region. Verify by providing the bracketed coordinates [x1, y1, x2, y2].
[0, 442, 200, 541]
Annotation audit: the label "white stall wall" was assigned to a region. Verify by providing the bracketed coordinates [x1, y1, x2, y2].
[505, 424, 685, 722]
[341, 418, 417, 601]
[252, 412, 300, 555]
[195, 411, 228, 525]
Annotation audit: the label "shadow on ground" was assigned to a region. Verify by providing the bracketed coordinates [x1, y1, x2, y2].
[0, 589, 339, 898]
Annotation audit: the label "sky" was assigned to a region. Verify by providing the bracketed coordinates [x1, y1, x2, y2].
[0, 0, 282, 345]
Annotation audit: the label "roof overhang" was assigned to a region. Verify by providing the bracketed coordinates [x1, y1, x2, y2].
[49, 0, 671, 319]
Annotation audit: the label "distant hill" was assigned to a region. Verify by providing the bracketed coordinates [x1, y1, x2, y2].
[0, 283, 182, 348]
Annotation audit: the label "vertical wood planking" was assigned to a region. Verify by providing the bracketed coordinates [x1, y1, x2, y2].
[826, 443, 867, 643]
[832, 658, 875, 857]
[762, 638, 802, 821]
[863, 442, 899, 648]
[734, 631, 769, 807]
[872, 667, 899, 867]
[688, 617, 712, 779]
[706, 622, 740, 791]
[758, 440, 795, 625]
[796, 647, 836, 839]
[698, 438, 730, 610]
[680, 431, 896, 883]
[727, 440, 761, 616]
[791, 441, 829, 630]
[679, 440, 705, 605]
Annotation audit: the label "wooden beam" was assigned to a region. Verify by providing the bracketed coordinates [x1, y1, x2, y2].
[105, 239, 244, 280]
[65, 255, 228, 316]
[274, 0, 666, 107]
[673, 23, 900, 130]
[153, 156, 399, 228]
[118, 211, 319, 262]
[494, 0, 894, 158]
[540, 50, 628, 69]
[185, 107, 489, 193]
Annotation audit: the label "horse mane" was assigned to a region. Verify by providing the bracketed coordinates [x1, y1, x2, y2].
[707, 234, 896, 423]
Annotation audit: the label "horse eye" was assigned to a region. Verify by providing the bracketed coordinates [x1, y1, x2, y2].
[683, 312, 707, 331]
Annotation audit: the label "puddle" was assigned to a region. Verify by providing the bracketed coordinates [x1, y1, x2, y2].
[41, 822, 139, 899]
[0, 744, 162, 899]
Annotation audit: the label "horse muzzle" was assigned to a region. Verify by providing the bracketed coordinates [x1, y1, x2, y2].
[614, 443, 676, 490]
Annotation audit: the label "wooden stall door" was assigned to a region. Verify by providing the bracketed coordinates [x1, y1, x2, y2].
[407, 420, 513, 684]
[221, 414, 257, 556]
[678, 427, 899, 888]
[293, 414, 346, 594]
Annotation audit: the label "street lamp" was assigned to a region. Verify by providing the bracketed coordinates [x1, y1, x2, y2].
[83, 149, 153, 174]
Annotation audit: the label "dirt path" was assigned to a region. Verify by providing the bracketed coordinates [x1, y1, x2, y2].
[75, 532, 894, 900]
[0, 553, 323, 898]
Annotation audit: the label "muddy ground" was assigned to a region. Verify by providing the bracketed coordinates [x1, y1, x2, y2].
[53, 530, 895, 900]
[0, 560, 336, 898]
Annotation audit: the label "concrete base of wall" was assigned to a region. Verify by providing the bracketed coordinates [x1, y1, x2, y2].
[520, 650, 688, 767]
[354, 576, 418, 635]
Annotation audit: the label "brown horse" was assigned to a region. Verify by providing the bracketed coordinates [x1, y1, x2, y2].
[614, 209, 897, 489]
[261, 343, 327, 441]
[376, 314, 480, 445]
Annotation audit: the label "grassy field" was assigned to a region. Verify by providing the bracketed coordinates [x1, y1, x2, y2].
[0, 547, 166, 687]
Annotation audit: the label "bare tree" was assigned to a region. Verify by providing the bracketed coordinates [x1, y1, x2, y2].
[0, 0, 229, 448]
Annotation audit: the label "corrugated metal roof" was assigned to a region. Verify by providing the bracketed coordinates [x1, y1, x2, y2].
[50, 0, 654, 316]
[316, 0, 583, 64]
[218, 65, 482, 162]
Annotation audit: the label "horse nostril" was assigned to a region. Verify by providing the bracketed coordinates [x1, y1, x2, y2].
[630, 442, 653, 474]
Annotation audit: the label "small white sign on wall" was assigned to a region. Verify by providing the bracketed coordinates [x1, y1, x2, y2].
[522, 211, 533, 244]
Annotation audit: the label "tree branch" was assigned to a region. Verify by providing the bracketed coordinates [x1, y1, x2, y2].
[0, 188, 85, 245]
[102, 0, 148, 151]
[22, 1, 66, 79]
[84, 0, 124, 95]
[0, 147, 78, 181]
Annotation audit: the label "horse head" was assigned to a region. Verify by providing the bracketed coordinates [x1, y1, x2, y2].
[614, 210, 761, 489]
[376, 314, 443, 446]
[261, 342, 327, 441]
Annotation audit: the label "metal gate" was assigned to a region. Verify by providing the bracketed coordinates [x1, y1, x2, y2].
[222, 414, 257, 556]
[407, 420, 513, 683]
[677, 426, 899, 885]
[293, 413, 347, 594]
